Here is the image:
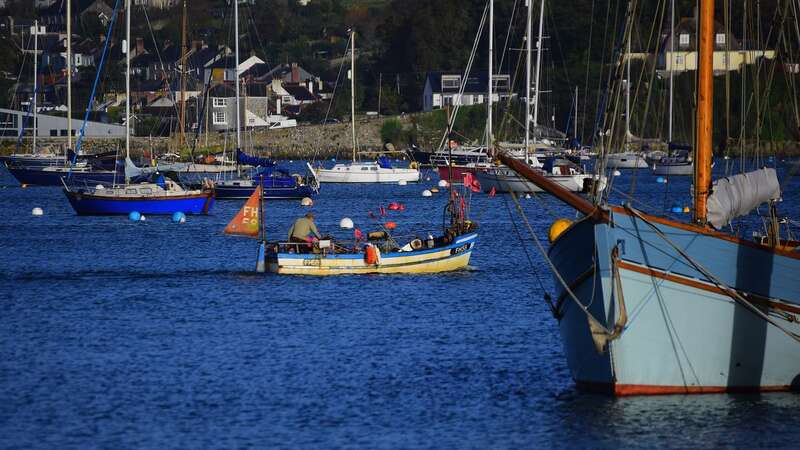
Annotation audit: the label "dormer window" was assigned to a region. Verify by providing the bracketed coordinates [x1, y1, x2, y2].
[716, 33, 726, 45]
[441, 75, 461, 89]
[679, 33, 690, 46]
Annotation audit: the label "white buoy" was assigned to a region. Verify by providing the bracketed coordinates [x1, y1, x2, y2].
[139, 214, 147, 221]
[438, 180, 449, 188]
[95, 184, 104, 190]
[339, 217, 354, 229]
[422, 189, 433, 197]
[425, 176, 431, 181]
[301, 197, 313, 206]
[525, 193, 531, 199]
[398, 180, 407, 186]
[613, 170, 622, 177]
[31, 207, 43, 216]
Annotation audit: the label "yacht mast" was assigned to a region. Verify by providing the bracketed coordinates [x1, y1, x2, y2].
[179, 0, 188, 149]
[625, 26, 631, 147]
[350, 29, 357, 162]
[524, 0, 532, 164]
[234, 0, 241, 152]
[531, 0, 545, 138]
[125, 0, 131, 180]
[668, 0, 674, 143]
[694, 0, 714, 224]
[67, 0, 72, 153]
[487, 0, 493, 152]
[33, 20, 38, 153]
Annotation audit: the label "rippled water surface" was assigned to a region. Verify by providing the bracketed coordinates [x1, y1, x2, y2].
[1, 161, 799, 449]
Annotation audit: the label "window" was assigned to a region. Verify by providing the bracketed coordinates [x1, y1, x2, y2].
[282, 95, 292, 104]
[213, 111, 226, 124]
[50, 129, 58, 136]
[60, 129, 67, 136]
[126, 189, 137, 194]
[493, 76, 510, 91]
[212, 98, 227, 108]
[676, 55, 684, 65]
[679, 33, 690, 46]
[441, 75, 461, 89]
[716, 33, 726, 45]
[443, 95, 453, 106]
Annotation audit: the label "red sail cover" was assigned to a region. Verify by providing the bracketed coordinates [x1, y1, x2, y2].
[224, 186, 262, 237]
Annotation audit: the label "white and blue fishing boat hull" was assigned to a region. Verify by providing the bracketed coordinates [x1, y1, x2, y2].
[266, 232, 478, 275]
[550, 209, 800, 395]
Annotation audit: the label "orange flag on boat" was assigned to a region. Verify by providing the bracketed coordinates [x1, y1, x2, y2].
[224, 185, 262, 237]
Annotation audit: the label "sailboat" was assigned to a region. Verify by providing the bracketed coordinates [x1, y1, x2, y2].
[4, 19, 118, 186]
[213, 0, 318, 200]
[62, 0, 214, 216]
[605, 32, 649, 170]
[652, 0, 694, 177]
[315, 30, 420, 184]
[476, 0, 604, 194]
[500, 0, 800, 395]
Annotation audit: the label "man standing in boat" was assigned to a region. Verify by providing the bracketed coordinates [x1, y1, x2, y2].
[288, 212, 322, 251]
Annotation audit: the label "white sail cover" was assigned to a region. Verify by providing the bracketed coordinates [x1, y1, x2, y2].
[706, 168, 781, 229]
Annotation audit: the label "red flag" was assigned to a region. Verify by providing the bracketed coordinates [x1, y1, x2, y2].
[463, 172, 481, 193]
[354, 228, 363, 240]
[488, 186, 497, 197]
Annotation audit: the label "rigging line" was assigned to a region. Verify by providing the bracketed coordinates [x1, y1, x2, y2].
[501, 191, 553, 308]
[581, 0, 598, 143]
[439, 1, 489, 152]
[309, 33, 350, 163]
[508, 190, 614, 331]
[141, 4, 180, 121]
[624, 204, 800, 343]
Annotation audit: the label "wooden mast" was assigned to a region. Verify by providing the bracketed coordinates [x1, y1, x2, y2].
[179, 0, 188, 150]
[694, 0, 715, 224]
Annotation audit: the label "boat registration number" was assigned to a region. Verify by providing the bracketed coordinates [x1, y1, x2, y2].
[450, 243, 471, 255]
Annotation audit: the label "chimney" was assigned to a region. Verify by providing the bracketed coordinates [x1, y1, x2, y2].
[291, 63, 299, 83]
[136, 37, 144, 56]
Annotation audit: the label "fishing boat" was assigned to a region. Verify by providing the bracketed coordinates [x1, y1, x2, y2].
[315, 30, 420, 184]
[62, 0, 214, 216]
[501, 0, 800, 395]
[224, 178, 478, 275]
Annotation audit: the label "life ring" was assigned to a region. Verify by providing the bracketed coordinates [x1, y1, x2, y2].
[409, 161, 419, 170]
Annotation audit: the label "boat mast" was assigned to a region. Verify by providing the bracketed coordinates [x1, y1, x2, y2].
[531, 0, 544, 143]
[694, 0, 714, 224]
[179, 0, 187, 150]
[350, 29, 357, 162]
[33, 20, 38, 153]
[125, 0, 131, 182]
[524, 0, 532, 164]
[234, 0, 241, 153]
[574, 85, 578, 142]
[67, 0, 72, 154]
[487, 0, 493, 152]
[625, 25, 631, 149]
[668, 0, 674, 143]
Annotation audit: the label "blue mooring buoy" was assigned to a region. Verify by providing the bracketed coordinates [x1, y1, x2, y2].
[128, 211, 142, 221]
[172, 211, 186, 223]
[656, 176, 667, 184]
[670, 206, 683, 214]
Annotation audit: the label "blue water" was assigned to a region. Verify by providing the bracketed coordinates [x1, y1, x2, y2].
[1, 161, 799, 449]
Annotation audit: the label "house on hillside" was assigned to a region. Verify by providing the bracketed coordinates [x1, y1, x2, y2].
[422, 71, 513, 112]
[656, 12, 775, 75]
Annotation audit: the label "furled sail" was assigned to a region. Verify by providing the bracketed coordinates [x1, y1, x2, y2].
[236, 149, 275, 168]
[224, 185, 262, 237]
[706, 168, 781, 229]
